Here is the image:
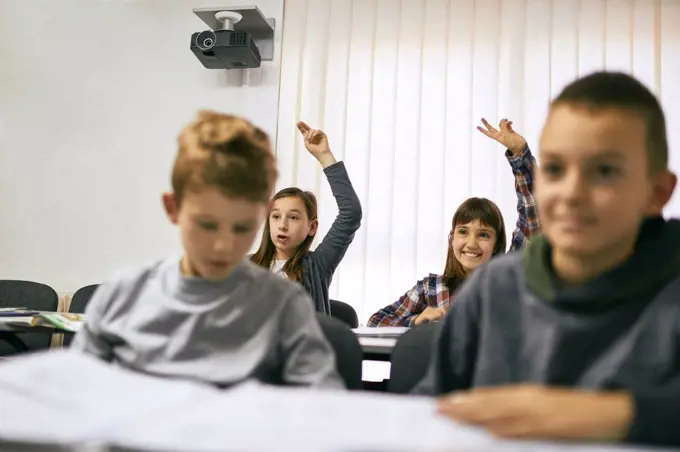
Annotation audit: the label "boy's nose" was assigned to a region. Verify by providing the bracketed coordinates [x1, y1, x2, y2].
[561, 171, 587, 205]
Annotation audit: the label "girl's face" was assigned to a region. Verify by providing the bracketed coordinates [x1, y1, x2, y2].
[268, 196, 317, 260]
[451, 219, 498, 273]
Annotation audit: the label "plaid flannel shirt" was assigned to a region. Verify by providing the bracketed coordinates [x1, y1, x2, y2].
[366, 146, 540, 327]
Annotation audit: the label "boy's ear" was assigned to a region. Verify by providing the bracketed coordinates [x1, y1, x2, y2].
[162, 192, 179, 224]
[647, 170, 677, 216]
[308, 219, 319, 237]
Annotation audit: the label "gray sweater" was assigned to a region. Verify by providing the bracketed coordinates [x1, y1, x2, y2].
[414, 217, 680, 447]
[298, 161, 362, 315]
[71, 258, 344, 390]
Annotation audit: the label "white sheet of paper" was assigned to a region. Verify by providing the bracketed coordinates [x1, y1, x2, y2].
[0, 351, 667, 452]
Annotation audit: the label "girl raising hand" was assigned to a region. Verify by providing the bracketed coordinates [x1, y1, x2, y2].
[251, 122, 363, 315]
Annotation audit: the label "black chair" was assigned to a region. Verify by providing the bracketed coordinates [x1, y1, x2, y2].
[387, 322, 440, 394]
[315, 314, 363, 390]
[62, 284, 100, 347]
[69, 284, 99, 314]
[329, 299, 359, 328]
[0, 280, 59, 356]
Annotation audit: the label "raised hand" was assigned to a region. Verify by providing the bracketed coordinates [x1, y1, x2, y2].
[477, 118, 527, 155]
[297, 121, 336, 168]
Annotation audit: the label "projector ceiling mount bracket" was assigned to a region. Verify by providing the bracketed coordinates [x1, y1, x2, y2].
[192, 5, 275, 61]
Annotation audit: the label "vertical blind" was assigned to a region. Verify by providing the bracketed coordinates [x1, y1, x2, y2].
[276, 0, 680, 323]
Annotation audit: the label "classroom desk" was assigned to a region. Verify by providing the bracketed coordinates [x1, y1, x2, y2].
[0, 315, 70, 353]
[0, 351, 670, 452]
[0, 317, 42, 352]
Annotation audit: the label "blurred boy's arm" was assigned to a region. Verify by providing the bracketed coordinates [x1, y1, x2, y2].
[410, 270, 483, 395]
[627, 376, 680, 446]
[279, 287, 345, 389]
[435, 373, 680, 446]
[70, 283, 117, 361]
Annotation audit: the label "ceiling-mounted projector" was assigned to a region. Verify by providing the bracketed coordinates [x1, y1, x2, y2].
[190, 6, 275, 70]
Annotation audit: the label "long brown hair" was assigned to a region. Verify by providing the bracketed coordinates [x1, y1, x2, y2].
[250, 188, 318, 281]
[442, 197, 507, 290]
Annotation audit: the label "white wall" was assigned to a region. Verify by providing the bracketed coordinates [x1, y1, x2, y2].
[0, 0, 284, 292]
[279, 0, 680, 323]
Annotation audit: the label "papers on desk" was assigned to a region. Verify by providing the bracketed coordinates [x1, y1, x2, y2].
[0, 308, 39, 317]
[0, 351, 663, 452]
[352, 326, 410, 337]
[0, 312, 84, 332]
[35, 313, 85, 332]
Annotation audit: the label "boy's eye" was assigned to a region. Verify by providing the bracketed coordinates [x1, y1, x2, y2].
[198, 221, 219, 231]
[542, 163, 563, 177]
[289, 215, 299, 221]
[595, 164, 620, 179]
[233, 225, 252, 234]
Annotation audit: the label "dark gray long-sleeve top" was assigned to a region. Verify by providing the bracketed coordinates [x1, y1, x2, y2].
[300, 161, 362, 314]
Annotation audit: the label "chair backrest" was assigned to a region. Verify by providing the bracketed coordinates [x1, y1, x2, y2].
[315, 313, 363, 390]
[62, 284, 100, 347]
[0, 280, 59, 355]
[69, 284, 100, 314]
[387, 322, 440, 394]
[329, 299, 359, 329]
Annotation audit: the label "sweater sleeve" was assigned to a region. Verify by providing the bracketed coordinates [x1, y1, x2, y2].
[279, 286, 345, 389]
[626, 376, 680, 446]
[70, 282, 118, 362]
[310, 161, 363, 278]
[410, 267, 484, 396]
[506, 145, 540, 252]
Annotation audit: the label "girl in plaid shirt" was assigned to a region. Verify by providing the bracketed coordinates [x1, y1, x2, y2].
[367, 119, 540, 327]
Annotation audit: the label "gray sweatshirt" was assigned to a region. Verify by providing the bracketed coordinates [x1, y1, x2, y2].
[413, 217, 680, 447]
[71, 258, 344, 390]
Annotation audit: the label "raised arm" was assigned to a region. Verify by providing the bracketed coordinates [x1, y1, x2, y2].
[505, 145, 540, 251]
[477, 118, 540, 251]
[297, 121, 362, 277]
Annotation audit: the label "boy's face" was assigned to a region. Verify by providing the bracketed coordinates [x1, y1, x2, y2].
[536, 104, 674, 261]
[163, 187, 266, 281]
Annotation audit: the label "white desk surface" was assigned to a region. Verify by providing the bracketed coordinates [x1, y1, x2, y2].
[0, 351, 666, 452]
[352, 326, 408, 355]
[357, 336, 398, 355]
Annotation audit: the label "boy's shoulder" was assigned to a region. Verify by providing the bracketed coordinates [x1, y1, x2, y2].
[481, 251, 525, 281]
[240, 260, 310, 302]
[96, 258, 171, 299]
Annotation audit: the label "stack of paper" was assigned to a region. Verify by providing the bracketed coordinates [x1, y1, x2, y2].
[0, 351, 665, 452]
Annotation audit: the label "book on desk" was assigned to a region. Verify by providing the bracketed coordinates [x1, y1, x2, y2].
[0, 310, 85, 333]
